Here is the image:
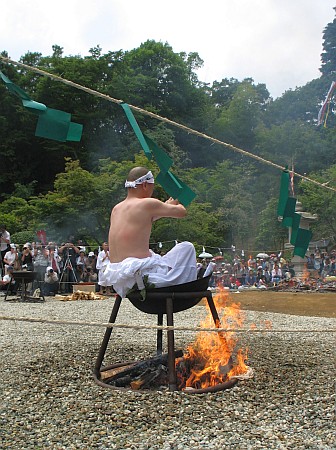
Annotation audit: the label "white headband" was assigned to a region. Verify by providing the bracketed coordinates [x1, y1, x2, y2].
[125, 171, 155, 188]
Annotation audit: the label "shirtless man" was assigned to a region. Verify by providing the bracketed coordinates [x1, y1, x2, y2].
[102, 167, 197, 297]
[109, 167, 186, 262]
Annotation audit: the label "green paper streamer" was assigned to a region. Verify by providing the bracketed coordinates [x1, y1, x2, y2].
[293, 229, 313, 258]
[290, 213, 301, 246]
[0, 70, 31, 100]
[156, 171, 196, 207]
[1, 70, 82, 142]
[67, 122, 83, 142]
[173, 173, 197, 207]
[35, 108, 71, 141]
[277, 170, 290, 217]
[143, 134, 173, 173]
[281, 197, 297, 228]
[120, 103, 152, 160]
[22, 99, 47, 114]
[35, 108, 82, 142]
[156, 171, 182, 199]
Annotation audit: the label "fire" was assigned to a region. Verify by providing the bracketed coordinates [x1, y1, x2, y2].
[176, 286, 249, 390]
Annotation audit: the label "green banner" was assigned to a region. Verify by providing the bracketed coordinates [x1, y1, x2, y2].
[143, 134, 173, 173]
[293, 228, 313, 258]
[1, 70, 82, 142]
[35, 108, 83, 142]
[290, 213, 301, 246]
[281, 197, 297, 228]
[120, 103, 152, 159]
[277, 170, 290, 217]
[156, 171, 196, 207]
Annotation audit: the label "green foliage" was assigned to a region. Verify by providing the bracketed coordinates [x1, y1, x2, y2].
[299, 164, 336, 239]
[152, 202, 225, 247]
[255, 198, 288, 250]
[212, 81, 267, 150]
[254, 120, 336, 174]
[320, 11, 336, 76]
[11, 230, 37, 246]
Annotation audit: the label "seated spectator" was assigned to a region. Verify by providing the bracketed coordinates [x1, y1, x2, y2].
[245, 269, 257, 287]
[3, 244, 19, 274]
[321, 258, 332, 278]
[331, 256, 336, 275]
[264, 267, 271, 284]
[230, 274, 241, 289]
[256, 266, 266, 285]
[271, 264, 282, 284]
[82, 266, 98, 284]
[87, 251, 98, 273]
[76, 250, 88, 279]
[43, 266, 59, 296]
[222, 270, 231, 287]
[0, 266, 17, 294]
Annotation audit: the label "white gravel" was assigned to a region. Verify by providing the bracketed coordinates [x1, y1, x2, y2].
[1, 293, 335, 449]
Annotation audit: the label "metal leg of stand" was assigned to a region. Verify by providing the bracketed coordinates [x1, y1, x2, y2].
[4, 282, 10, 301]
[166, 296, 177, 391]
[39, 280, 45, 301]
[157, 313, 163, 355]
[206, 292, 221, 325]
[94, 295, 122, 376]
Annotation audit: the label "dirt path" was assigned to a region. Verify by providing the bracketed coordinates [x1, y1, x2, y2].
[229, 290, 336, 318]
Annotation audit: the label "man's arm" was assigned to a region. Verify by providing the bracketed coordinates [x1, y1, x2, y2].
[150, 198, 187, 222]
[0, 232, 10, 245]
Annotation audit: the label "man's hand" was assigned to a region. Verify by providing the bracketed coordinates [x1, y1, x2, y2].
[165, 197, 179, 205]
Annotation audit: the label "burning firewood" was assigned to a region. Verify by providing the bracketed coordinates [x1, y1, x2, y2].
[105, 350, 183, 387]
[130, 364, 168, 390]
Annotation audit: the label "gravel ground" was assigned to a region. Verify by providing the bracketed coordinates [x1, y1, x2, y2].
[0, 294, 335, 450]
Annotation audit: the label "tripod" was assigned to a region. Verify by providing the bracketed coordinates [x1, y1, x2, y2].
[59, 251, 78, 293]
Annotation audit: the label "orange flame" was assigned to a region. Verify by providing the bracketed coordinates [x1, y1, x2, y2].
[177, 286, 249, 390]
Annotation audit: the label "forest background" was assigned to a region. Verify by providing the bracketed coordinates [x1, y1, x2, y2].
[0, 12, 335, 258]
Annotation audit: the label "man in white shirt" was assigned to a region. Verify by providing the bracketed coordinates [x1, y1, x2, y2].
[3, 244, 18, 273]
[0, 266, 17, 294]
[96, 242, 112, 295]
[0, 224, 11, 272]
[43, 266, 59, 296]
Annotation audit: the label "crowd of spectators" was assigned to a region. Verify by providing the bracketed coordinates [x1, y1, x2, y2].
[201, 249, 336, 290]
[1, 222, 335, 295]
[0, 230, 112, 296]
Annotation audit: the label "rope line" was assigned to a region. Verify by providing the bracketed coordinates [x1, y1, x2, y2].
[1, 55, 335, 194]
[0, 315, 335, 333]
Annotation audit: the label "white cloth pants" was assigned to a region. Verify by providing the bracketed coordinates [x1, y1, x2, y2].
[100, 241, 197, 298]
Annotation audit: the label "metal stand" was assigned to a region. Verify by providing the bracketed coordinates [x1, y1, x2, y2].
[93, 276, 230, 392]
[59, 252, 78, 292]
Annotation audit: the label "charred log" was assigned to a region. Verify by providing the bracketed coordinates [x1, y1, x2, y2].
[106, 350, 183, 386]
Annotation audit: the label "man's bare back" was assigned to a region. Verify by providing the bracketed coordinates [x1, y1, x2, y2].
[109, 168, 186, 263]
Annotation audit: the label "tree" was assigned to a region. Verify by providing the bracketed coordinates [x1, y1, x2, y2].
[254, 120, 336, 175]
[320, 8, 336, 76]
[212, 80, 269, 152]
[255, 198, 288, 251]
[299, 164, 336, 239]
